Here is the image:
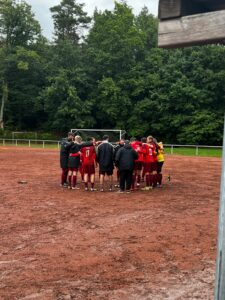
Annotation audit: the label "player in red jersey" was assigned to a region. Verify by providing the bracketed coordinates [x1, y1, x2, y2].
[80, 137, 97, 191]
[142, 135, 157, 190]
[131, 137, 144, 189]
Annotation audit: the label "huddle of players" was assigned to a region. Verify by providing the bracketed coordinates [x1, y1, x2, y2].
[60, 132, 164, 192]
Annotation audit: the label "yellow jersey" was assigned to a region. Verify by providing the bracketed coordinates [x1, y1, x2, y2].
[157, 148, 164, 162]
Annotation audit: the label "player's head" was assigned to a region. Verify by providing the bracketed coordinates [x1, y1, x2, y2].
[147, 135, 153, 143]
[91, 137, 96, 143]
[135, 136, 141, 141]
[141, 137, 147, 143]
[102, 135, 109, 141]
[87, 136, 93, 142]
[130, 137, 135, 143]
[158, 142, 164, 149]
[75, 135, 82, 143]
[68, 132, 75, 141]
[119, 139, 125, 146]
[124, 140, 130, 146]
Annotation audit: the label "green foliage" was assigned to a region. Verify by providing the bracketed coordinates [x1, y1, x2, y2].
[50, 0, 91, 43]
[0, 0, 224, 144]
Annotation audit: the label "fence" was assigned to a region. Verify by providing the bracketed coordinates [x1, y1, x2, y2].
[0, 139, 223, 156]
[164, 144, 222, 157]
[0, 138, 60, 149]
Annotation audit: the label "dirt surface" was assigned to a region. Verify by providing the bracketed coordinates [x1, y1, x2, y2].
[0, 147, 221, 300]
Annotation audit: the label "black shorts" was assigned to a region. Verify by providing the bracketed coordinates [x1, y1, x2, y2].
[157, 162, 164, 174]
[68, 156, 80, 169]
[100, 170, 113, 176]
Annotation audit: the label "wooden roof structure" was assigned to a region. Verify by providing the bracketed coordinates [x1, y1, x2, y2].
[158, 0, 225, 48]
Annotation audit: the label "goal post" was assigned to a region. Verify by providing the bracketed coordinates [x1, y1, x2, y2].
[70, 129, 126, 143]
[12, 131, 38, 140]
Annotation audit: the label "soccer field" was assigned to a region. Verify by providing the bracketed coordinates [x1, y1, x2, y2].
[0, 147, 220, 299]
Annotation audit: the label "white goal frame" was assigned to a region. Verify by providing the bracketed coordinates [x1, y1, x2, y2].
[12, 131, 38, 140]
[70, 129, 126, 141]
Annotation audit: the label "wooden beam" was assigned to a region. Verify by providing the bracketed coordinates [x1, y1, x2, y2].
[159, 0, 225, 20]
[158, 10, 225, 48]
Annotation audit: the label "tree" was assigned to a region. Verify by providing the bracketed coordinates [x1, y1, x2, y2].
[0, 0, 42, 129]
[50, 0, 91, 43]
[0, 0, 41, 48]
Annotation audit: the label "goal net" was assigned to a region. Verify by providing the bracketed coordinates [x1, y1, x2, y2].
[70, 129, 126, 144]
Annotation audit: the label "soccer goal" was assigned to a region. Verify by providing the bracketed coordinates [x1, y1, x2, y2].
[70, 129, 126, 143]
[12, 131, 38, 140]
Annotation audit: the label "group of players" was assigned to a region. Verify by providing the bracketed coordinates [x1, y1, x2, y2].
[60, 132, 164, 193]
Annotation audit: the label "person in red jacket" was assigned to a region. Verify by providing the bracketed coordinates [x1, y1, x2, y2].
[80, 137, 97, 191]
[131, 137, 144, 189]
[142, 135, 157, 190]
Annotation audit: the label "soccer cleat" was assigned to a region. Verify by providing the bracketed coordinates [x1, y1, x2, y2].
[91, 188, 97, 192]
[85, 187, 89, 191]
[141, 186, 150, 191]
[136, 183, 140, 187]
[100, 188, 104, 192]
[72, 186, 80, 190]
[109, 188, 113, 192]
[63, 183, 68, 188]
[68, 186, 72, 190]
[117, 190, 124, 193]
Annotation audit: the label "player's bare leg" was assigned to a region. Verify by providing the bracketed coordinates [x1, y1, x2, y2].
[142, 172, 150, 191]
[100, 174, 104, 192]
[152, 170, 157, 188]
[136, 170, 141, 187]
[84, 173, 89, 191]
[90, 174, 96, 191]
[108, 175, 113, 192]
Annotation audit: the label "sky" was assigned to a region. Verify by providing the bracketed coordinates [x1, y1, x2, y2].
[26, 0, 159, 39]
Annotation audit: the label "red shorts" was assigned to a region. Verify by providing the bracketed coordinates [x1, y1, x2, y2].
[83, 164, 95, 175]
[69, 168, 78, 172]
[134, 161, 143, 171]
[144, 162, 157, 173]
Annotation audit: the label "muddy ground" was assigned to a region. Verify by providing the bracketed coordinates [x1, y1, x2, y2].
[0, 147, 221, 299]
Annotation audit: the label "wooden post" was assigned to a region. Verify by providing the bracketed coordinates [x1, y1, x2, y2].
[215, 115, 225, 300]
[158, 10, 225, 48]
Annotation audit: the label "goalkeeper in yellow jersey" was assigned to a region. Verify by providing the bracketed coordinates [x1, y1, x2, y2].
[157, 142, 164, 187]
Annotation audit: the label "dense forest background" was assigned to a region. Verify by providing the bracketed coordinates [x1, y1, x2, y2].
[0, 0, 224, 144]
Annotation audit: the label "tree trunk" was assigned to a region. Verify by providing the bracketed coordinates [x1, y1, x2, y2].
[0, 81, 8, 130]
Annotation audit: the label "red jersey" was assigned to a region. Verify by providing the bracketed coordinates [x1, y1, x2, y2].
[80, 146, 96, 165]
[131, 141, 143, 162]
[142, 143, 156, 163]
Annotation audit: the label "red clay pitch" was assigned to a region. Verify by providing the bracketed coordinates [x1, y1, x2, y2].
[0, 147, 221, 299]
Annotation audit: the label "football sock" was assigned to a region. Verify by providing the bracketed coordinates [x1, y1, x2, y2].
[158, 174, 162, 185]
[85, 182, 88, 188]
[91, 183, 94, 189]
[68, 175, 72, 187]
[149, 174, 153, 187]
[72, 175, 77, 187]
[137, 175, 141, 184]
[153, 174, 157, 188]
[146, 174, 150, 186]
